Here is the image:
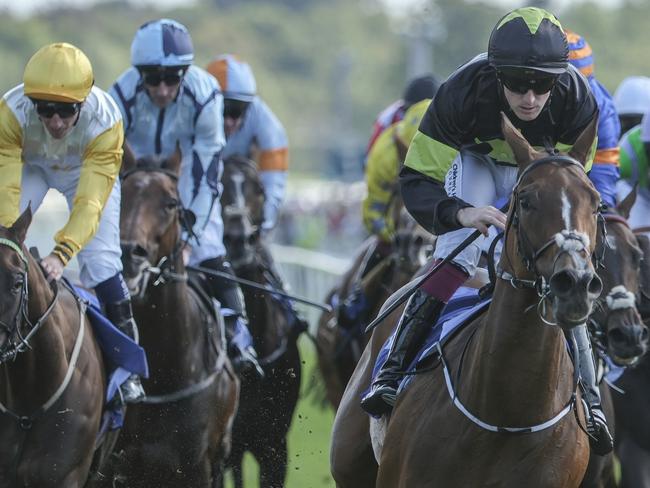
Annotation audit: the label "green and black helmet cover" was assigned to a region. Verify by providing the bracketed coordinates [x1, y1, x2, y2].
[488, 7, 568, 75]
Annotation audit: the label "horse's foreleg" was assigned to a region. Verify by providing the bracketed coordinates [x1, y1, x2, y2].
[256, 438, 288, 488]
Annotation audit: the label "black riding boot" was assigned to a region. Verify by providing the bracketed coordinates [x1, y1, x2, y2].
[200, 257, 264, 379]
[360, 288, 444, 416]
[105, 299, 146, 405]
[573, 325, 614, 455]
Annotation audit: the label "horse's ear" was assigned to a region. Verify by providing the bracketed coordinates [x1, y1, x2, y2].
[617, 184, 637, 220]
[568, 116, 598, 166]
[121, 140, 137, 175]
[500, 112, 543, 169]
[163, 142, 182, 175]
[9, 206, 32, 243]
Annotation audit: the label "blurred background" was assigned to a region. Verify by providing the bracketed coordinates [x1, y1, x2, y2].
[3, 0, 648, 485]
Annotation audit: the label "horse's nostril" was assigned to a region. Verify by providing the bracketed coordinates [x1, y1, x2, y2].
[133, 245, 148, 259]
[609, 328, 625, 345]
[587, 275, 603, 296]
[247, 234, 257, 246]
[549, 270, 576, 297]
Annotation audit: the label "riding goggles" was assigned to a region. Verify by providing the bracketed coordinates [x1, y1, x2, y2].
[32, 99, 81, 119]
[498, 72, 558, 95]
[224, 99, 250, 120]
[140, 67, 186, 87]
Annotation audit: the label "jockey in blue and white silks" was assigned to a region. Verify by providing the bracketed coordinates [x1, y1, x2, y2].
[110, 19, 263, 377]
[206, 54, 288, 233]
[111, 26, 224, 263]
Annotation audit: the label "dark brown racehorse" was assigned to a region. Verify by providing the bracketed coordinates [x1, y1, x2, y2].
[333, 114, 602, 487]
[0, 209, 108, 487]
[112, 150, 239, 487]
[316, 212, 433, 409]
[220, 155, 301, 488]
[610, 206, 650, 488]
[580, 191, 648, 487]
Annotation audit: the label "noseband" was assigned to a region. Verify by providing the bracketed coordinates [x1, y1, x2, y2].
[121, 166, 190, 293]
[0, 238, 59, 363]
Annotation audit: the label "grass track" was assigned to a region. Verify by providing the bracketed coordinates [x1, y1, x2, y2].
[224, 337, 336, 487]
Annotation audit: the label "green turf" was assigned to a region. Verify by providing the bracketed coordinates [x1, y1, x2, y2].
[224, 337, 336, 487]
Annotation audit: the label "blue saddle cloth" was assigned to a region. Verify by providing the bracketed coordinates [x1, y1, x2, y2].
[368, 287, 492, 399]
[72, 285, 149, 430]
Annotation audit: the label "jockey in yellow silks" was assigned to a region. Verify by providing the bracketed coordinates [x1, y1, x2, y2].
[0, 42, 144, 403]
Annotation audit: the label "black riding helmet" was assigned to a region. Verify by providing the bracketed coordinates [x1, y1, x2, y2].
[488, 7, 568, 76]
[403, 74, 440, 109]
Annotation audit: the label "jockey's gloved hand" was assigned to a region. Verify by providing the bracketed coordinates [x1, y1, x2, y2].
[456, 206, 507, 236]
[41, 253, 65, 282]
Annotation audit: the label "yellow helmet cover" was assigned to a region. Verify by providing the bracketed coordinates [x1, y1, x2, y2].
[23, 43, 94, 103]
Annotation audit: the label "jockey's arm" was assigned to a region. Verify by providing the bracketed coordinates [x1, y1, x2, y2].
[363, 125, 401, 242]
[585, 78, 620, 208]
[254, 99, 288, 232]
[186, 93, 225, 241]
[0, 100, 25, 228]
[400, 118, 473, 236]
[53, 121, 124, 264]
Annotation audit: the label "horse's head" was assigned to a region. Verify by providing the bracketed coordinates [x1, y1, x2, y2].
[591, 188, 649, 365]
[393, 208, 434, 277]
[221, 155, 265, 268]
[0, 208, 33, 359]
[119, 148, 184, 296]
[501, 113, 603, 330]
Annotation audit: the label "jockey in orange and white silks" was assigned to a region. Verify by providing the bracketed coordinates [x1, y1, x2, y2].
[111, 20, 263, 377]
[0, 42, 145, 404]
[206, 54, 287, 233]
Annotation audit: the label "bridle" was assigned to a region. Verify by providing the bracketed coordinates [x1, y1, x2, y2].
[120, 165, 229, 405]
[588, 213, 642, 362]
[498, 155, 604, 325]
[438, 154, 602, 435]
[121, 166, 190, 294]
[221, 159, 264, 268]
[0, 238, 59, 364]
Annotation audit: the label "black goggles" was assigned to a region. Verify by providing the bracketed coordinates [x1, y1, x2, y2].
[32, 99, 81, 119]
[499, 73, 557, 95]
[224, 99, 250, 120]
[140, 68, 186, 87]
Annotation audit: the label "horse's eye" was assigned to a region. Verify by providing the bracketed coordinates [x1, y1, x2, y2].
[12, 277, 23, 293]
[520, 198, 533, 211]
[165, 199, 179, 210]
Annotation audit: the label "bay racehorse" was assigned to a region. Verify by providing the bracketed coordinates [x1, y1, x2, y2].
[0, 209, 109, 487]
[332, 114, 602, 487]
[220, 155, 302, 487]
[316, 211, 433, 409]
[610, 208, 650, 488]
[112, 149, 239, 487]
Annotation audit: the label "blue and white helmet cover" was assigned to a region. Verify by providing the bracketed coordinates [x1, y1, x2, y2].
[131, 18, 194, 67]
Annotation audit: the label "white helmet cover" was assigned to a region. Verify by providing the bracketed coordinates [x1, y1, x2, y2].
[131, 19, 194, 67]
[614, 76, 650, 117]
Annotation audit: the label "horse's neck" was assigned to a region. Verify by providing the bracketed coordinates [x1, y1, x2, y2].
[138, 254, 196, 349]
[237, 261, 285, 354]
[463, 279, 574, 423]
[1, 267, 67, 408]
